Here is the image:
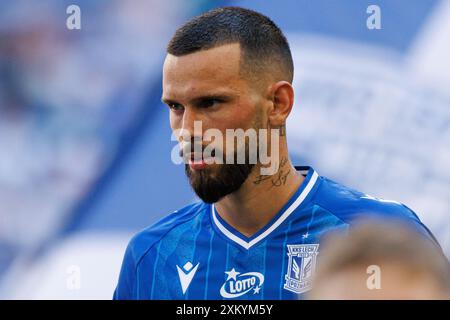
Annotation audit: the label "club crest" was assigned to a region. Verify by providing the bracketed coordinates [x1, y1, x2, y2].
[284, 244, 319, 294]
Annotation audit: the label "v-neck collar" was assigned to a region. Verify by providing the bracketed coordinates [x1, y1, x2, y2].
[210, 166, 319, 250]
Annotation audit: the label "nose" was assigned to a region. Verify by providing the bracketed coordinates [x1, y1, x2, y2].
[178, 108, 203, 143]
[179, 108, 194, 140]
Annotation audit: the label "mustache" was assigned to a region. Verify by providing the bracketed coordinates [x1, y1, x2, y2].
[179, 141, 218, 159]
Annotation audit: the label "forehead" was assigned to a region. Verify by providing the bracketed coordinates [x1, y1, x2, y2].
[162, 43, 244, 99]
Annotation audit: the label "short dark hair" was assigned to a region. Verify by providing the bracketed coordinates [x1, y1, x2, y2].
[167, 6, 294, 83]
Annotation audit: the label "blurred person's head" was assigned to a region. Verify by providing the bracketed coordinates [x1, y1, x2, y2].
[308, 220, 450, 300]
[162, 7, 294, 203]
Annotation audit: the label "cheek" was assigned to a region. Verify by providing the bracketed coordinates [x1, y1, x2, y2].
[235, 110, 257, 129]
[210, 104, 257, 155]
[213, 103, 257, 131]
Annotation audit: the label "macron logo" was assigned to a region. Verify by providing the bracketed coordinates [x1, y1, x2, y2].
[176, 262, 200, 295]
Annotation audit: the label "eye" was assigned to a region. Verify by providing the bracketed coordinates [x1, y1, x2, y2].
[198, 98, 222, 109]
[167, 103, 184, 112]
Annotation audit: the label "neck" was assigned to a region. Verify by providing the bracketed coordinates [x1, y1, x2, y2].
[214, 155, 303, 237]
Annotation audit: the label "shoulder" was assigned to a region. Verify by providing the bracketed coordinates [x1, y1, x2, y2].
[312, 175, 439, 245]
[314, 176, 417, 221]
[125, 201, 209, 266]
[114, 201, 208, 299]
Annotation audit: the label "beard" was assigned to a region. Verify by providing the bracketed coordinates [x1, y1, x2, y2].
[185, 163, 255, 204]
[183, 112, 263, 203]
[185, 147, 255, 204]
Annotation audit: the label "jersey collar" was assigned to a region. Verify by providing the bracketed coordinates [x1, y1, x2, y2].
[211, 166, 319, 250]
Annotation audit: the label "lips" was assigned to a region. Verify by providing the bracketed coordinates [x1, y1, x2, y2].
[187, 153, 216, 170]
[189, 160, 208, 170]
[180, 143, 220, 170]
[189, 157, 208, 170]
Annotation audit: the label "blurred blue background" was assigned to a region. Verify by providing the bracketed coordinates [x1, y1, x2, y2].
[0, 0, 449, 299]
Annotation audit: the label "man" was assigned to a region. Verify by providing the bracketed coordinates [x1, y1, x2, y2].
[308, 220, 450, 299]
[113, 7, 439, 300]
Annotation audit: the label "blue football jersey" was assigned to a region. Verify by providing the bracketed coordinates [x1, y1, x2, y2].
[113, 166, 438, 300]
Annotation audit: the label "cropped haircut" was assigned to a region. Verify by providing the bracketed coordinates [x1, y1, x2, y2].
[167, 7, 294, 84]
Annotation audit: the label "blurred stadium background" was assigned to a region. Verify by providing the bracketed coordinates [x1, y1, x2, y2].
[0, 0, 449, 299]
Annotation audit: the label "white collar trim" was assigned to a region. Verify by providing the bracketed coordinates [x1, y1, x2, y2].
[211, 170, 319, 250]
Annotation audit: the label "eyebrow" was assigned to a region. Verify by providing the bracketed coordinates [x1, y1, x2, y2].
[190, 94, 233, 105]
[161, 93, 235, 106]
[161, 97, 177, 105]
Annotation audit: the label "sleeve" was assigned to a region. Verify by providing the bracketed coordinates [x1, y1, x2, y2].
[113, 241, 138, 300]
[396, 204, 442, 250]
[350, 200, 442, 251]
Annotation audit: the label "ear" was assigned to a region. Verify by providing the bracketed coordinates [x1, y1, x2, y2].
[267, 81, 294, 127]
